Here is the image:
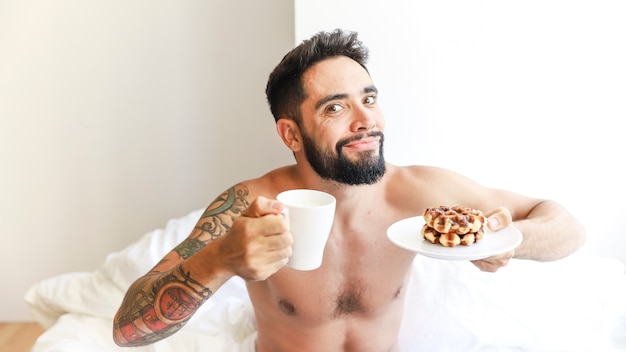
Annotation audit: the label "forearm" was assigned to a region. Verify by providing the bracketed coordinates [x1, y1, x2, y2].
[512, 200, 586, 261]
[112, 184, 250, 346]
[112, 264, 215, 346]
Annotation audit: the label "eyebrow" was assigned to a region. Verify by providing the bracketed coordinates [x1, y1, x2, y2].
[314, 85, 378, 111]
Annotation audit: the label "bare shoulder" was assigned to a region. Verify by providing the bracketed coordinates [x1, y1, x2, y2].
[386, 164, 469, 184]
[193, 165, 296, 235]
[381, 164, 460, 214]
[384, 163, 497, 212]
[415, 164, 465, 176]
[211, 165, 299, 206]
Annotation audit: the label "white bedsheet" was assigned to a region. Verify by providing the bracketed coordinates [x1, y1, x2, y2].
[25, 209, 626, 351]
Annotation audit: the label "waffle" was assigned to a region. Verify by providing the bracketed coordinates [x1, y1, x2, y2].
[421, 206, 486, 247]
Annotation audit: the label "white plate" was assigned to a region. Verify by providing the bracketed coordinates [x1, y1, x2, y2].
[387, 216, 523, 260]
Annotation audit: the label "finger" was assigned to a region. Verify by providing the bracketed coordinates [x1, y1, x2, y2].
[258, 213, 290, 237]
[484, 206, 512, 231]
[240, 246, 292, 281]
[243, 226, 291, 252]
[242, 196, 284, 218]
[233, 216, 289, 252]
[471, 250, 513, 272]
[472, 260, 499, 273]
[267, 246, 293, 264]
[263, 230, 293, 250]
[472, 260, 490, 272]
[490, 249, 514, 262]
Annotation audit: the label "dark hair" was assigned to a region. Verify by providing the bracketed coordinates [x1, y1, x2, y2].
[265, 29, 369, 123]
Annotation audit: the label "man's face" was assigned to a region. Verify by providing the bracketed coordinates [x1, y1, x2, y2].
[297, 56, 386, 185]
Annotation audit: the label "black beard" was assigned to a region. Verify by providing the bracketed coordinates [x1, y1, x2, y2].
[301, 130, 386, 185]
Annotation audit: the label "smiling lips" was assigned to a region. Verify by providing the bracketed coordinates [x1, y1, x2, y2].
[343, 136, 380, 151]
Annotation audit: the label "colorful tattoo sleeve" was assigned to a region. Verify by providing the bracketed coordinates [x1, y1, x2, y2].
[113, 184, 250, 346]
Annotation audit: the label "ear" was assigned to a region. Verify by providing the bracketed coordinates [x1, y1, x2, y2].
[276, 118, 302, 152]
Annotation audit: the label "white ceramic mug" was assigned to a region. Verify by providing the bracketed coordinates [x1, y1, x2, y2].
[276, 189, 336, 270]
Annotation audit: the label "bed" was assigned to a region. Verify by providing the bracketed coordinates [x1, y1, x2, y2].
[25, 208, 626, 351]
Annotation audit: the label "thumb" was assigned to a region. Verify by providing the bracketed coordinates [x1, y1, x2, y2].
[484, 206, 512, 231]
[242, 196, 284, 218]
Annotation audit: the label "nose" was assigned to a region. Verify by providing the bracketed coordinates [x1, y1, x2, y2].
[350, 106, 377, 132]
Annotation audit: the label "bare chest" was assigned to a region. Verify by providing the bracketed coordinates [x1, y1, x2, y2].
[256, 217, 415, 321]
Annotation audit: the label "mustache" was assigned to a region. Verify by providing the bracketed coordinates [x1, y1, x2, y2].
[336, 131, 385, 150]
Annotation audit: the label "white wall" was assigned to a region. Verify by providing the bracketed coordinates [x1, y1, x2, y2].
[0, 0, 294, 321]
[296, 1, 626, 262]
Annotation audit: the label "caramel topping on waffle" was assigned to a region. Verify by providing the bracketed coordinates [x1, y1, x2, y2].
[421, 206, 486, 247]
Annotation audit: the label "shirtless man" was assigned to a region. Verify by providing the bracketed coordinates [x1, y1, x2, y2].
[113, 29, 586, 351]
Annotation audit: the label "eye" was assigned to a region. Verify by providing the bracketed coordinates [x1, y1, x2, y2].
[363, 95, 376, 105]
[325, 103, 344, 114]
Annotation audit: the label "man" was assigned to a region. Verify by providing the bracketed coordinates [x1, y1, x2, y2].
[113, 29, 585, 351]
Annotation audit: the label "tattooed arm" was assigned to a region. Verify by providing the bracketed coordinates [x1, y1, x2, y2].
[113, 184, 259, 346]
[113, 183, 292, 346]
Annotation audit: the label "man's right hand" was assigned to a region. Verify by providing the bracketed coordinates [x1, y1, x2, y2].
[217, 196, 293, 281]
